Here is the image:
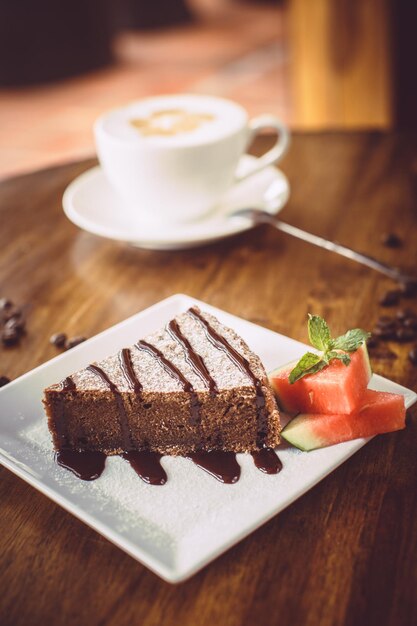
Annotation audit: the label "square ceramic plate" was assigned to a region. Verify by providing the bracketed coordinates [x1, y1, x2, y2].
[0, 294, 415, 583]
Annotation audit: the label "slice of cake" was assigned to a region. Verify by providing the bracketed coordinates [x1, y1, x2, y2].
[43, 307, 281, 455]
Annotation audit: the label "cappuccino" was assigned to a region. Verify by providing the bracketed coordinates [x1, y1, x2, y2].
[100, 94, 247, 146]
[94, 94, 289, 224]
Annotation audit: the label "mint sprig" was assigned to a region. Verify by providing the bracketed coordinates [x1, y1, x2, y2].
[331, 328, 371, 352]
[308, 315, 331, 351]
[289, 314, 370, 384]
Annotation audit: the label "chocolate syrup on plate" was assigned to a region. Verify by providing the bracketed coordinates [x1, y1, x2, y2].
[55, 449, 106, 481]
[55, 447, 283, 484]
[251, 448, 283, 474]
[187, 451, 241, 484]
[122, 451, 167, 485]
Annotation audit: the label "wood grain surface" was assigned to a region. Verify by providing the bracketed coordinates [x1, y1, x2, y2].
[0, 133, 417, 626]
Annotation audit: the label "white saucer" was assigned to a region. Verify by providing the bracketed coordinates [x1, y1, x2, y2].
[63, 155, 290, 250]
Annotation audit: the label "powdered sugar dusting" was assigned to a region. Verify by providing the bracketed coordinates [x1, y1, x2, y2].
[48, 308, 273, 394]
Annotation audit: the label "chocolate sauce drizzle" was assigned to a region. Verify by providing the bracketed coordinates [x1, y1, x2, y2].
[122, 451, 167, 485]
[55, 447, 167, 484]
[166, 319, 218, 395]
[188, 451, 241, 484]
[251, 448, 283, 474]
[188, 307, 268, 446]
[56, 447, 282, 483]
[119, 347, 142, 395]
[55, 449, 107, 481]
[87, 364, 134, 451]
[61, 377, 76, 392]
[136, 339, 201, 426]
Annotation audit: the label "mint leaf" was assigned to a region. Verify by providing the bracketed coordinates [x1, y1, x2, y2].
[326, 350, 351, 366]
[331, 328, 371, 352]
[289, 352, 326, 384]
[308, 314, 331, 351]
[286, 314, 371, 385]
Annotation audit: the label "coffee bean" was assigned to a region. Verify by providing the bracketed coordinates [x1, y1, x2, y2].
[1, 327, 20, 346]
[3, 308, 23, 323]
[0, 298, 13, 311]
[381, 233, 403, 248]
[376, 315, 396, 327]
[4, 316, 25, 335]
[396, 309, 414, 321]
[50, 332, 67, 348]
[379, 290, 401, 307]
[65, 336, 87, 350]
[403, 317, 417, 330]
[375, 320, 398, 333]
[409, 348, 417, 365]
[0, 375, 10, 387]
[373, 325, 397, 340]
[399, 280, 417, 299]
[395, 327, 416, 343]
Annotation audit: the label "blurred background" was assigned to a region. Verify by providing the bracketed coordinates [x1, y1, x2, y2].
[0, 0, 414, 180]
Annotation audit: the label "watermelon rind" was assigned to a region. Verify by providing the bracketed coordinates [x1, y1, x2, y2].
[281, 414, 321, 451]
[281, 387, 406, 452]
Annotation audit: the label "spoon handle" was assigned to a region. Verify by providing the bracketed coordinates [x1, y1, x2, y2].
[266, 215, 413, 284]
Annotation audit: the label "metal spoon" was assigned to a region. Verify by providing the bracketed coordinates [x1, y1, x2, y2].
[230, 180, 416, 285]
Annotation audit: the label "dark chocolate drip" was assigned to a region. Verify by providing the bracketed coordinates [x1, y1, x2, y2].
[136, 340, 201, 427]
[188, 307, 268, 446]
[135, 340, 190, 391]
[54, 376, 76, 448]
[119, 348, 142, 395]
[166, 318, 218, 394]
[122, 451, 167, 485]
[187, 451, 241, 484]
[87, 364, 133, 451]
[55, 449, 106, 481]
[55, 448, 281, 484]
[251, 448, 283, 474]
[61, 376, 76, 392]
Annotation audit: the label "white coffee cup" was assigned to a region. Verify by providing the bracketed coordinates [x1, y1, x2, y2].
[94, 94, 290, 224]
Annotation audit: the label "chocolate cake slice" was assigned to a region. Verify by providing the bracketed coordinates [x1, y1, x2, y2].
[43, 307, 281, 455]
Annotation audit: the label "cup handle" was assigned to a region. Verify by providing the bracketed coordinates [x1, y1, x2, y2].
[235, 115, 290, 183]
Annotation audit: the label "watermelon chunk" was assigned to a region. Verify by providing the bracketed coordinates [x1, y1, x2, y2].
[281, 389, 406, 451]
[269, 343, 372, 415]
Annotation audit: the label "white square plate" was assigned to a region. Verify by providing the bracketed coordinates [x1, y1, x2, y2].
[0, 294, 415, 583]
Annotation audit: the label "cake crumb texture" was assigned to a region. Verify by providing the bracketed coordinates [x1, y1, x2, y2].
[43, 307, 281, 454]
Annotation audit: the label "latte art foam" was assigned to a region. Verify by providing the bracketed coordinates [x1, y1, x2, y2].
[100, 94, 247, 146]
[130, 109, 215, 137]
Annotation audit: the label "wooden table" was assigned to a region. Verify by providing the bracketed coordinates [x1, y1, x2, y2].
[1, 133, 417, 626]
